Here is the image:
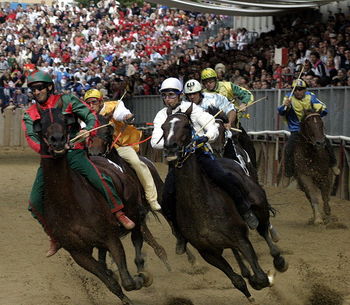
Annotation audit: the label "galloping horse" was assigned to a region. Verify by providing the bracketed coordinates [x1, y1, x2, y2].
[88, 114, 197, 265]
[34, 108, 155, 305]
[293, 109, 334, 224]
[161, 104, 288, 301]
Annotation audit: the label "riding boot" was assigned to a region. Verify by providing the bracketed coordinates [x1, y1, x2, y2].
[115, 211, 135, 230]
[46, 239, 61, 257]
[235, 196, 259, 230]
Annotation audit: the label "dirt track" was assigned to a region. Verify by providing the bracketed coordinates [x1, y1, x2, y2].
[0, 147, 350, 305]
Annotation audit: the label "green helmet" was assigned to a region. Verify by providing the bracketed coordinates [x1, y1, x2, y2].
[27, 71, 53, 86]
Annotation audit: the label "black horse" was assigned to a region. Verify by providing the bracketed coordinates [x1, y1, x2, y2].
[33, 108, 161, 305]
[293, 109, 335, 224]
[88, 114, 197, 265]
[161, 104, 288, 301]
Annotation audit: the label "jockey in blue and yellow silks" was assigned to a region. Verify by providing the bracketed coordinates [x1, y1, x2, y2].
[22, 71, 135, 258]
[277, 79, 339, 180]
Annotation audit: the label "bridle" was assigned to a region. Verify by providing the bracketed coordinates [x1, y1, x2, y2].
[300, 112, 325, 145]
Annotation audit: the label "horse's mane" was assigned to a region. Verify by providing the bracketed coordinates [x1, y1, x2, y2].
[207, 106, 229, 124]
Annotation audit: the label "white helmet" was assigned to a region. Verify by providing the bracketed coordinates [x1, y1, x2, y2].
[184, 79, 202, 94]
[159, 77, 183, 93]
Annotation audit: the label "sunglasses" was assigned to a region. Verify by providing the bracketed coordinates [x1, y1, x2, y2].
[295, 87, 306, 91]
[85, 98, 100, 104]
[161, 92, 179, 99]
[29, 83, 48, 91]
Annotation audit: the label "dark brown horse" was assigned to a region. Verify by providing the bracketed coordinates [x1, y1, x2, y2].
[293, 110, 334, 224]
[161, 104, 288, 301]
[33, 108, 158, 305]
[88, 114, 197, 265]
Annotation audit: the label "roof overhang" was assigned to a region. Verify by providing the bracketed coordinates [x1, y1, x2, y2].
[148, 0, 341, 16]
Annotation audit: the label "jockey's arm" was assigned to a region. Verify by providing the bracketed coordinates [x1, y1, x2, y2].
[151, 109, 166, 150]
[70, 94, 97, 131]
[215, 93, 236, 127]
[191, 104, 219, 143]
[112, 100, 132, 122]
[231, 83, 254, 105]
[227, 110, 237, 128]
[311, 93, 328, 117]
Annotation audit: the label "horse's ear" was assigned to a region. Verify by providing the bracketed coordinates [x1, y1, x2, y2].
[64, 114, 76, 126]
[185, 102, 193, 117]
[166, 106, 172, 116]
[33, 119, 42, 133]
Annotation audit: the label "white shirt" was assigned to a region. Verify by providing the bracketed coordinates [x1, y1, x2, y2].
[194, 92, 236, 114]
[151, 101, 219, 150]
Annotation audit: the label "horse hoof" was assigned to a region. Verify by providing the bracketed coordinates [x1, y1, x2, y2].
[138, 271, 153, 287]
[132, 275, 144, 290]
[267, 270, 276, 287]
[247, 296, 255, 303]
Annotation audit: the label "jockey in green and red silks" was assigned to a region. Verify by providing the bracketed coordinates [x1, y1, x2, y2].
[22, 70, 135, 258]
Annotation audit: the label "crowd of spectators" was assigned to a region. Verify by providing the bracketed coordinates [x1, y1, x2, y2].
[1, 0, 350, 113]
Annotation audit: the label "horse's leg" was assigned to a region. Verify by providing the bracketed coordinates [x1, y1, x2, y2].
[197, 249, 253, 301]
[320, 178, 331, 217]
[141, 223, 171, 271]
[256, 222, 288, 273]
[107, 236, 144, 291]
[232, 248, 251, 279]
[69, 250, 133, 305]
[236, 237, 271, 290]
[298, 175, 323, 224]
[131, 226, 145, 273]
[98, 248, 107, 269]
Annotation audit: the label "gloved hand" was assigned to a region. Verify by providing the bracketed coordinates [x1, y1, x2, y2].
[123, 114, 135, 124]
[74, 129, 90, 142]
[193, 135, 209, 145]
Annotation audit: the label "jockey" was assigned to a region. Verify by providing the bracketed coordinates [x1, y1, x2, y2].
[22, 71, 135, 258]
[183, 79, 237, 128]
[151, 77, 259, 254]
[83, 89, 161, 212]
[201, 68, 257, 168]
[278, 79, 340, 182]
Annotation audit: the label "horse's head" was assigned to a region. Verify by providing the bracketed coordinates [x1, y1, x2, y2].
[300, 109, 325, 148]
[207, 106, 227, 157]
[33, 108, 75, 157]
[162, 104, 193, 162]
[88, 114, 114, 156]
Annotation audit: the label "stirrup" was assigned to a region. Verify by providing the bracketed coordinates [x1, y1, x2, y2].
[243, 211, 259, 230]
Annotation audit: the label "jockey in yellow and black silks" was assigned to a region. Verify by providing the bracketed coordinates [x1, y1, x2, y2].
[83, 89, 161, 212]
[22, 72, 135, 258]
[277, 79, 339, 180]
[201, 67, 256, 168]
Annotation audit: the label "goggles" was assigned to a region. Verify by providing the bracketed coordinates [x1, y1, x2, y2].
[29, 83, 48, 92]
[161, 92, 180, 100]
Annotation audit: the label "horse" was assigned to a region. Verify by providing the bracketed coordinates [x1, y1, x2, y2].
[33, 108, 157, 305]
[207, 106, 258, 182]
[161, 104, 288, 301]
[88, 114, 197, 265]
[292, 109, 334, 224]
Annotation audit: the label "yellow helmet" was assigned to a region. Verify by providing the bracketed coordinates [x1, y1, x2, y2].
[292, 79, 307, 88]
[201, 68, 217, 80]
[84, 89, 103, 101]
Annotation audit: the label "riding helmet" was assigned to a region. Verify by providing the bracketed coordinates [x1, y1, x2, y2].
[292, 79, 307, 88]
[159, 77, 183, 93]
[27, 71, 53, 87]
[184, 79, 202, 94]
[201, 68, 217, 80]
[84, 89, 103, 101]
